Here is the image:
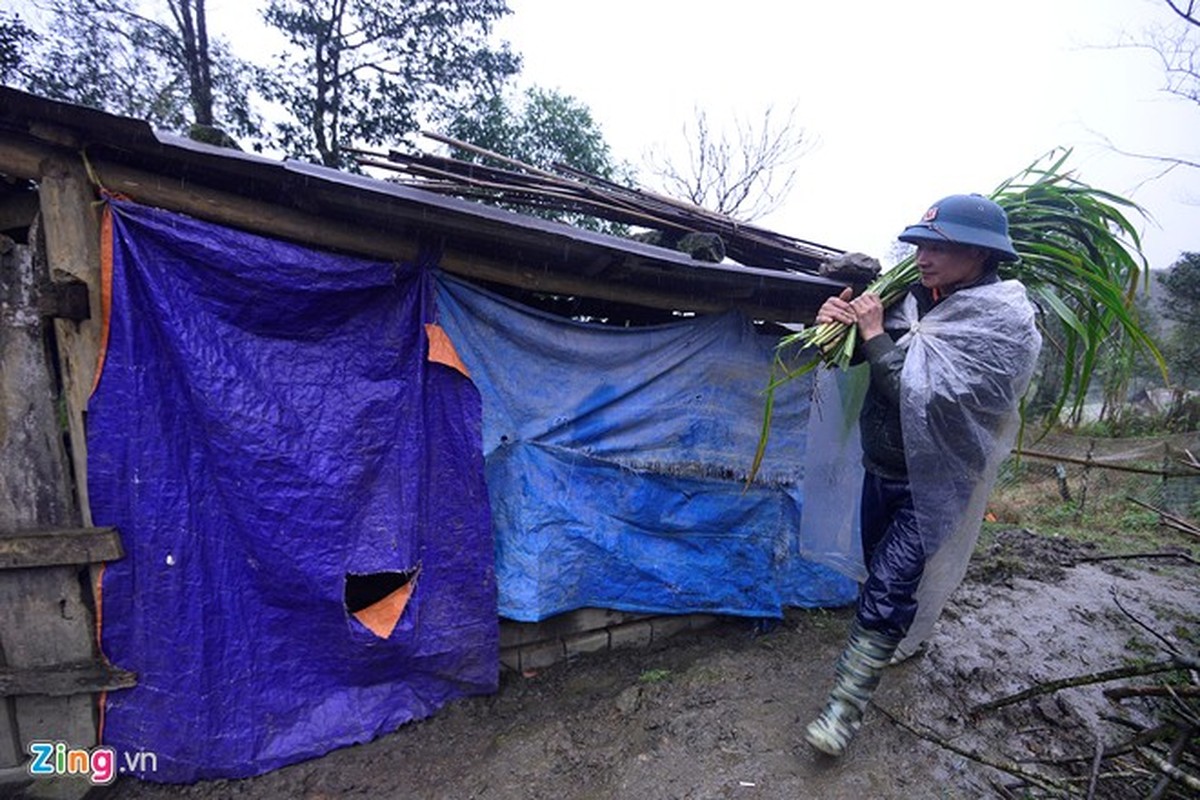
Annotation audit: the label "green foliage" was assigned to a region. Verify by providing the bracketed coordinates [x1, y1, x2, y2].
[1071, 404, 1200, 437]
[989, 461, 1192, 555]
[1154, 252, 1200, 387]
[637, 668, 673, 684]
[1118, 506, 1162, 530]
[442, 86, 633, 233]
[445, 87, 617, 182]
[0, 10, 35, 82]
[259, 0, 520, 169]
[14, 0, 259, 140]
[1157, 252, 1200, 327]
[12, 0, 528, 166]
[984, 150, 1160, 425]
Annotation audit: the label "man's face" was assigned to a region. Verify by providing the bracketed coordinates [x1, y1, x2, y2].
[914, 241, 988, 291]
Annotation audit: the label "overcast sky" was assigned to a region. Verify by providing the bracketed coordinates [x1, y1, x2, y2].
[491, 0, 1198, 271]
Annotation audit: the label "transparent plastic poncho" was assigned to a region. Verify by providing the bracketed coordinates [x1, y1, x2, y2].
[800, 279, 1041, 657]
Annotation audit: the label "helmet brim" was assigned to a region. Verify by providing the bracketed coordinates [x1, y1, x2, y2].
[898, 222, 1020, 262]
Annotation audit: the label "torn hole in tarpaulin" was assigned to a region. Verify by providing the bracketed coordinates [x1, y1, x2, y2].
[344, 566, 421, 639]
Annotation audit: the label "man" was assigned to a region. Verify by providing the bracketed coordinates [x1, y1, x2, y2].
[802, 194, 1042, 757]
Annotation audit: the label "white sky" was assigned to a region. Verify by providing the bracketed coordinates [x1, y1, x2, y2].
[491, 0, 1199, 271]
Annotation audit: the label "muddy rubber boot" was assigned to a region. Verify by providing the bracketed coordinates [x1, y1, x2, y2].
[804, 621, 901, 757]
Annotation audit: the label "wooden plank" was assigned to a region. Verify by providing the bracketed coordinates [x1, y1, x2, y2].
[0, 568, 97, 751]
[0, 528, 122, 570]
[37, 279, 90, 322]
[37, 157, 102, 528]
[0, 662, 136, 698]
[0, 132, 44, 180]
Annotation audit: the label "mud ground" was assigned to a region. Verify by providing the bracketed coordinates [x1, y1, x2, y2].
[99, 528, 1198, 800]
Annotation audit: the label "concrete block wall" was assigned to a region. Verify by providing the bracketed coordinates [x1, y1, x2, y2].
[499, 609, 718, 673]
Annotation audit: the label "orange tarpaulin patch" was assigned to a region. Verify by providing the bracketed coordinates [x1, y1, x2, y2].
[92, 205, 115, 398]
[352, 582, 415, 640]
[425, 323, 470, 378]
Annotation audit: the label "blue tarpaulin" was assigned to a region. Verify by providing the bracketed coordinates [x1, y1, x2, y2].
[435, 275, 856, 621]
[89, 201, 497, 782]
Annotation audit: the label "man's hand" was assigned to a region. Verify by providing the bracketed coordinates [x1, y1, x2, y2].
[850, 293, 884, 340]
[815, 287, 855, 326]
[815, 287, 885, 341]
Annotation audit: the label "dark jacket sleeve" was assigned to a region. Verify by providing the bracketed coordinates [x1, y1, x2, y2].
[859, 333, 905, 405]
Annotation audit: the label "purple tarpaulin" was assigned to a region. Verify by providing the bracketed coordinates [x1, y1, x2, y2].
[88, 200, 496, 783]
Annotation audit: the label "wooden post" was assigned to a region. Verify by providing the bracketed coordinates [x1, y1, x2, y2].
[36, 154, 103, 527]
[1054, 463, 1071, 503]
[0, 237, 97, 771]
[1075, 439, 1095, 523]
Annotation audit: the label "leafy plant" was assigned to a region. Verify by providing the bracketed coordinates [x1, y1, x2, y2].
[749, 149, 1167, 481]
[637, 668, 673, 684]
[259, 0, 520, 169]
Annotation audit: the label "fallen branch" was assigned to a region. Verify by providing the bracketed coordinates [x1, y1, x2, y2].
[1017, 721, 1176, 766]
[1125, 496, 1200, 540]
[1075, 551, 1200, 567]
[1085, 734, 1103, 800]
[986, 777, 1019, 799]
[1061, 769, 1157, 787]
[1148, 725, 1197, 800]
[875, 704, 1071, 796]
[1102, 713, 1158, 733]
[971, 658, 1198, 716]
[1110, 588, 1184, 657]
[1138, 748, 1200, 793]
[1103, 685, 1200, 701]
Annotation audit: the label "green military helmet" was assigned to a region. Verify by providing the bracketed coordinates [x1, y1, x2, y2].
[898, 194, 1019, 263]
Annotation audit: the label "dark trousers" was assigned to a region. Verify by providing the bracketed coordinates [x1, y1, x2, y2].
[856, 471, 926, 639]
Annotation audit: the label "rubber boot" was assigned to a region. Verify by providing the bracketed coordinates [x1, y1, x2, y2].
[804, 621, 901, 757]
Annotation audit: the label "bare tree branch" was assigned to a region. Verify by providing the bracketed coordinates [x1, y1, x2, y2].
[875, 705, 1072, 795]
[644, 104, 812, 222]
[1092, 7, 1200, 173]
[1088, 127, 1200, 186]
[1164, 1, 1199, 27]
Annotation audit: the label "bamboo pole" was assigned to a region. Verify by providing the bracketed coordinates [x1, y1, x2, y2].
[1012, 447, 1181, 477]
